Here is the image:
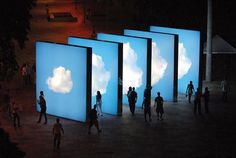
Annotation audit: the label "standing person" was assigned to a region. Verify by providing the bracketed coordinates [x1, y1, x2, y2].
[37, 91, 47, 124]
[3, 89, 11, 117]
[154, 92, 164, 120]
[31, 63, 36, 85]
[144, 86, 152, 100]
[21, 63, 27, 86]
[11, 101, 21, 128]
[142, 97, 152, 122]
[127, 86, 132, 113]
[96, 91, 103, 116]
[194, 88, 201, 115]
[203, 87, 210, 113]
[220, 78, 229, 102]
[88, 104, 102, 135]
[130, 87, 137, 115]
[26, 63, 31, 85]
[186, 81, 195, 103]
[53, 118, 64, 150]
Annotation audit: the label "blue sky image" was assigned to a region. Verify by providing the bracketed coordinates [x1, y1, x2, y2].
[68, 37, 120, 115]
[36, 42, 89, 122]
[150, 26, 200, 93]
[97, 33, 148, 107]
[124, 29, 175, 101]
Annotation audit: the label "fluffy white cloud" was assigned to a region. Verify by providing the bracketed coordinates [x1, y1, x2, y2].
[178, 43, 192, 79]
[46, 66, 73, 93]
[123, 42, 143, 94]
[151, 42, 168, 86]
[92, 53, 111, 96]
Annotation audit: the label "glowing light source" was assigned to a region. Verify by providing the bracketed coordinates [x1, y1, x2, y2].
[36, 41, 91, 122]
[68, 37, 122, 115]
[97, 33, 151, 107]
[150, 26, 200, 93]
[124, 29, 177, 101]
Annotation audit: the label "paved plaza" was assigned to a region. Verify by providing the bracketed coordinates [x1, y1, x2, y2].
[1, 81, 236, 158]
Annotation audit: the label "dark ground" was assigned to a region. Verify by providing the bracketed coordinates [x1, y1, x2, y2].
[1, 79, 236, 158]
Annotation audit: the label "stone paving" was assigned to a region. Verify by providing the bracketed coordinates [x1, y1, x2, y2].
[1, 80, 236, 158]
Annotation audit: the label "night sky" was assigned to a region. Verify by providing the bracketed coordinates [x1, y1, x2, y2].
[127, 0, 235, 43]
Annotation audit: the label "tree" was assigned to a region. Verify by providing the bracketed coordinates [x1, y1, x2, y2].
[0, 0, 35, 80]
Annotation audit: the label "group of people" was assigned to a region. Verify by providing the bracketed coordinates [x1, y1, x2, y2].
[186, 81, 210, 114]
[127, 86, 164, 122]
[127, 87, 137, 115]
[37, 91, 64, 150]
[1, 78, 231, 151]
[186, 79, 230, 115]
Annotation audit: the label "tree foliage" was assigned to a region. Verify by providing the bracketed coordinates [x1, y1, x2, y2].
[0, 0, 35, 80]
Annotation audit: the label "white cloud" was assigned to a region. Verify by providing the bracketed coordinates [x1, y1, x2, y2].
[92, 53, 111, 96]
[178, 43, 192, 79]
[151, 42, 168, 86]
[46, 66, 73, 93]
[123, 42, 143, 94]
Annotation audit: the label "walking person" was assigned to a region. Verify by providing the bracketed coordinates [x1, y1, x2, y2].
[53, 118, 64, 150]
[127, 86, 132, 114]
[129, 87, 137, 115]
[220, 78, 229, 102]
[203, 87, 210, 113]
[194, 88, 201, 115]
[96, 91, 103, 116]
[142, 97, 152, 122]
[144, 86, 152, 100]
[11, 101, 21, 128]
[154, 92, 164, 120]
[186, 81, 195, 103]
[88, 104, 102, 135]
[37, 91, 47, 124]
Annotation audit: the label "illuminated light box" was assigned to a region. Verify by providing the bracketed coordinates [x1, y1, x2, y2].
[97, 33, 151, 107]
[36, 41, 92, 122]
[150, 26, 200, 93]
[124, 29, 178, 101]
[68, 37, 123, 115]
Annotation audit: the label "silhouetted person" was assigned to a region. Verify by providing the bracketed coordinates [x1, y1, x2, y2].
[26, 63, 31, 85]
[37, 91, 47, 124]
[3, 89, 11, 117]
[144, 86, 152, 101]
[31, 63, 36, 85]
[194, 88, 201, 114]
[53, 118, 64, 150]
[203, 87, 210, 113]
[129, 87, 137, 115]
[127, 86, 132, 113]
[11, 101, 21, 128]
[142, 97, 151, 122]
[220, 78, 229, 102]
[21, 63, 27, 86]
[88, 104, 102, 135]
[154, 92, 164, 120]
[96, 91, 102, 116]
[186, 81, 195, 103]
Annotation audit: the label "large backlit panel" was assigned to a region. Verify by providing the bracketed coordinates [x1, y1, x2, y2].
[124, 29, 177, 101]
[68, 37, 122, 115]
[36, 41, 91, 122]
[97, 33, 150, 107]
[150, 26, 200, 93]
